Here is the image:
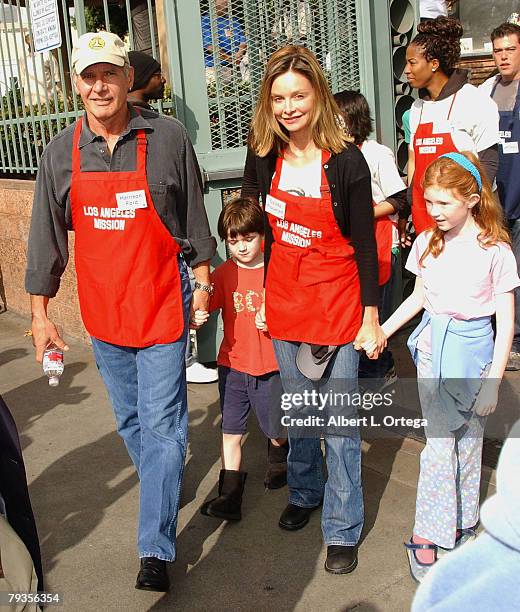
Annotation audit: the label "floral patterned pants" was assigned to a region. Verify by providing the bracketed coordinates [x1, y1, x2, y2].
[414, 350, 485, 549]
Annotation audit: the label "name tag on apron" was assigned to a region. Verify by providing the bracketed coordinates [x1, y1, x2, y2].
[265, 194, 286, 220]
[502, 141, 519, 154]
[116, 189, 148, 210]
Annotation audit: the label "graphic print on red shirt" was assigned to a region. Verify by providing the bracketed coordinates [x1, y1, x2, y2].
[210, 259, 279, 376]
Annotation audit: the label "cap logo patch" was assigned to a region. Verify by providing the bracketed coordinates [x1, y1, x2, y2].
[89, 36, 105, 50]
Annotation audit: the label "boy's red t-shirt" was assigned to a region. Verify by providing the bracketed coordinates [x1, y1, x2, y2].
[210, 259, 279, 376]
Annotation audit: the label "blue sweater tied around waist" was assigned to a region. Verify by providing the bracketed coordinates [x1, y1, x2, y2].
[407, 311, 494, 432]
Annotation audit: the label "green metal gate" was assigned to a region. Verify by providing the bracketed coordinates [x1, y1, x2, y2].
[0, 0, 416, 357]
[170, 0, 371, 358]
[0, 1, 415, 176]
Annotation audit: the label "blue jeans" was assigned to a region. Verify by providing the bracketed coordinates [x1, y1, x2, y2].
[91, 256, 191, 561]
[509, 219, 520, 352]
[273, 340, 364, 546]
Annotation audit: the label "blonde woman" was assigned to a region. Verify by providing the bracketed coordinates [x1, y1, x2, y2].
[242, 45, 385, 574]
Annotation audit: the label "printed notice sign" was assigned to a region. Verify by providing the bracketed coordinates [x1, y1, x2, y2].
[29, 0, 62, 53]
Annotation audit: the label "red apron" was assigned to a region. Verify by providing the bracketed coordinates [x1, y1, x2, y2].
[70, 118, 184, 347]
[359, 144, 395, 286]
[265, 151, 362, 345]
[412, 93, 459, 234]
[374, 213, 394, 286]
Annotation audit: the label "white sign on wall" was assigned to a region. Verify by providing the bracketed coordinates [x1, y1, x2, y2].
[29, 0, 61, 53]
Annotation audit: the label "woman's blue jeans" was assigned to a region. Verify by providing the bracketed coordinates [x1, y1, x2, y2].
[91, 256, 191, 562]
[273, 339, 364, 546]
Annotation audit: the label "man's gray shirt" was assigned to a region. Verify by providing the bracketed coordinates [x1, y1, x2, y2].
[25, 105, 216, 297]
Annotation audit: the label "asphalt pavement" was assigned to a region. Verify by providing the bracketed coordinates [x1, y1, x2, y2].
[0, 310, 500, 612]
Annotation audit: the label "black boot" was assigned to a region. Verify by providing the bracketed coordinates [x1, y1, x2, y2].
[200, 469, 247, 521]
[264, 440, 289, 490]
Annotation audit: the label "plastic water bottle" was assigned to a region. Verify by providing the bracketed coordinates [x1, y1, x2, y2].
[43, 344, 64, 387]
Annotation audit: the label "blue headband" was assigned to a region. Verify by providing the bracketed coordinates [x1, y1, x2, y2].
[439, 152, 482, 192]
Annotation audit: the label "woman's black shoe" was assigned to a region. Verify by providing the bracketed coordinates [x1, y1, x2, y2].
[324, 545, 358, 574]
[135, 557, 169, 592]
[278, 502, 321, 531]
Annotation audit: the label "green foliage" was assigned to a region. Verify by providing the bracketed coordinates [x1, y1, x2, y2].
[0, 82, 177, 173]
[75, 6, 129, 40]
[0, 83, 81, 173]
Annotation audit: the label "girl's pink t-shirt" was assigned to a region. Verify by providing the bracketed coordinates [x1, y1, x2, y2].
[406, 226, 520, 352]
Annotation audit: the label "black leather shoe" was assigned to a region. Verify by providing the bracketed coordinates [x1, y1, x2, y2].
[135, 557, 169, 592]
[324, 545, 358, 574]
[279, 503, 321, 531]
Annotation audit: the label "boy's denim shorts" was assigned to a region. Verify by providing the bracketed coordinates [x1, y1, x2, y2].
[218, 366, 284, 439]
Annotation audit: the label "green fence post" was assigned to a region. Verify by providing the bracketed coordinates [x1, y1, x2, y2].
[73, 0, 87, 36]
[165, 0, 212, 152]
[361, 0, 396, 151]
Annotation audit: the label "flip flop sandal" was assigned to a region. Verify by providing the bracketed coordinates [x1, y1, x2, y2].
[404, 540, 438, 583]
[438, 527, 478, 556]
[457, 527, 478, 545]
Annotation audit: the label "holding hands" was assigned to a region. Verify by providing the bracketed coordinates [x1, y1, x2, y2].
[190, 309, 210, 330]
[353, 312, 387, 360]
[255, 300, 268, 332]
[190, 284, 211, 330]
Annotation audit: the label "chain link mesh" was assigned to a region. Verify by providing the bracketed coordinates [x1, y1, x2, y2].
[0, 0, 360, 173]
[0, 0, 174, 175]
[200, 0, 360, 151]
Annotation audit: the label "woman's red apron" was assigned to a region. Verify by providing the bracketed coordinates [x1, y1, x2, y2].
[70, 118, 184, 347]
[265, 151, 362, 345]
[412, 93, 459, 234]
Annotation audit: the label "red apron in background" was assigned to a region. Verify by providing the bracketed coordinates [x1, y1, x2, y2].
[357, 143, 394, 286]
[374, 212, 394, 286]
[412, 93, 459, 235]
[265, 151, 362, 346]
[70, 118, 184, 347]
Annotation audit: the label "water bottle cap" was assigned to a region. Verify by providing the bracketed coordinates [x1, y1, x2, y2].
[48, 376, 60, 387]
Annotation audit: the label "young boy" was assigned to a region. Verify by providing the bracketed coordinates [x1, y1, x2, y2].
[195, 197, 288, 522]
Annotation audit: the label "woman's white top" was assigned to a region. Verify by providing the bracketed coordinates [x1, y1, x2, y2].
[409, 83, 499, 154]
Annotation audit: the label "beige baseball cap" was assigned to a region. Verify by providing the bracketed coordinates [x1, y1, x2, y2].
[72, 31, 128, 75]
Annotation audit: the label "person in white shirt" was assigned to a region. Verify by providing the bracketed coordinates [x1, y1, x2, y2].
[420, 0, 458, 21]
[19, 34, 60, 109]
[334, 90, 408, 388]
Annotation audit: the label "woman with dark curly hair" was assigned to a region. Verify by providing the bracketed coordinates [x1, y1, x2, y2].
[405, 16, 499, 234]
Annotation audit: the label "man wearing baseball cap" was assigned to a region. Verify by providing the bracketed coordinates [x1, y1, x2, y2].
[25, 31, 216, 592]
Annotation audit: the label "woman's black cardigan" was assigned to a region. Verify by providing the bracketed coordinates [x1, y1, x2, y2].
[241, 144, 379, 306]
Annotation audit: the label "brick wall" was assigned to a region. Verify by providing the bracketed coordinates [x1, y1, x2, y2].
[458, 55, 497, 86]
[0, 179, 90, 344]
